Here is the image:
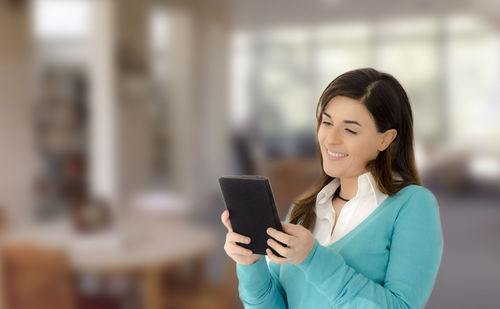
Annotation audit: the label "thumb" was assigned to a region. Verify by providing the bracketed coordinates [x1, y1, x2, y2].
[221, 210, 233, 232]
[281, 221, 301, 235]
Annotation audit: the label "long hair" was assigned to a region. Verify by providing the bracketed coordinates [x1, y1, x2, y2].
[289, 68, 421, 230]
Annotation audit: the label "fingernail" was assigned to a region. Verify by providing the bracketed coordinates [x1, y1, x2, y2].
[245, 237, 251, 243]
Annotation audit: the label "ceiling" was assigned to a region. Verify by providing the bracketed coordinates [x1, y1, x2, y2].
[222, 0, 500, 30]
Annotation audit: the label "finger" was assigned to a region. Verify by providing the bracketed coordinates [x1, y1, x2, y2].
[226, 231, 251, 244]
[225, 242, 253, 256]
[221, 210, 233, 232]
[266, 248, 287, 264]
[281, 222, 301, 235]
[267, 227, 293, 245]
[267, 238, 291, 257]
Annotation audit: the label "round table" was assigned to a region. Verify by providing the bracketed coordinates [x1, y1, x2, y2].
[1, 217, 218, 309]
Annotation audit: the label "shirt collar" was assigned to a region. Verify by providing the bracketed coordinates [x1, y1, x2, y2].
[316, 178, 339, 219]
[357, 171, 387, 206]
[315, 171, 387, 219]
[316, 177, 340, 205]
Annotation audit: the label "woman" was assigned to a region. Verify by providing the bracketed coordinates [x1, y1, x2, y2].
[221, 68, 443, 308]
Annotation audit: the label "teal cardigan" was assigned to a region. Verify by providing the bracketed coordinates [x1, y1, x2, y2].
[236, 185, 443, 308]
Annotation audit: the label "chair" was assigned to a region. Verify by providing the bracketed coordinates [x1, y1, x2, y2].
[0, 206, 7, 233]
[263, 157, 320, 219]
[1, 243, 77, 309]
[162, 256, 242, 309]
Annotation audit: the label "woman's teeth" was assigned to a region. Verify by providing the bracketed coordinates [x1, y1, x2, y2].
[327, 150, 348, 157]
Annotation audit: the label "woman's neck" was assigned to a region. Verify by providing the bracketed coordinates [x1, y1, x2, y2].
[338, 172, 365, 200]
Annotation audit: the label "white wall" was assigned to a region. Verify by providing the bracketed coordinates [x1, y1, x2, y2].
[0, 2, 35, 227]
[89, 0, 118, 204]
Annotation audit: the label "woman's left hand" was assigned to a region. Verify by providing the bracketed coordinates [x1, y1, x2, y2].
[266, 222, 316, 264]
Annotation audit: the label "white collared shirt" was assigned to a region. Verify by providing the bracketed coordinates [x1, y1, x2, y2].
[313, 171, 388, 246]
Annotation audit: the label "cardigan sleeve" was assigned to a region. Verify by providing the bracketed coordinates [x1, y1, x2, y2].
[236, 203, 297, 308]
[295, 187, 443, 309]
[236, 256, 287, 308]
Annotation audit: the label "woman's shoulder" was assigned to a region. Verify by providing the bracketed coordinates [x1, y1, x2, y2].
[394, 184, 436, 201]
[390, 184, 439, 216]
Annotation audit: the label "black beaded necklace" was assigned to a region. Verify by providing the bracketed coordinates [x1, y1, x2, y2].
[334, 186, 350, 202]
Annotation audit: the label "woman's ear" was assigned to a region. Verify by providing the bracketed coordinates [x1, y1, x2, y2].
[378, 129, 397, 151]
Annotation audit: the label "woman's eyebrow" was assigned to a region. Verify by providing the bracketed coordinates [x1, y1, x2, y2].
[322, 112, 362, 127]
[322, 112, 332, 118]
[344, 120, 362, 127]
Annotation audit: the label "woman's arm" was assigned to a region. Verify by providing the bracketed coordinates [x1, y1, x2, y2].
[237, 256, 287, 308]
[221, 209, 286, 307]
[221, 209, 287, 308]
[295, 187, 443, 309]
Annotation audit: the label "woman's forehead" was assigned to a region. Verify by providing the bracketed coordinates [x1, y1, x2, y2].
[323, 96, 371, 120]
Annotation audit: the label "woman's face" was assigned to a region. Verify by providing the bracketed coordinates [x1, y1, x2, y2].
[317, 96, 397, 179]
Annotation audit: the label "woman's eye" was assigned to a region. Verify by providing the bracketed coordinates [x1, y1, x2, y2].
[346, 128, 357, 135]
[321, 121, 332, 126]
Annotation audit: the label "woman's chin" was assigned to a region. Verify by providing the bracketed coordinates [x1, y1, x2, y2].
[324, 168, 343, 178]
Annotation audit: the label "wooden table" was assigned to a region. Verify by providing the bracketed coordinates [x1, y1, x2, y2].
[0, 217, 217, 309]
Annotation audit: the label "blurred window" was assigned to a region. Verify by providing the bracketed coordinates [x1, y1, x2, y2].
[446, 15, 500, 151]
[315, 23, 372, 95]
[33, 0, 91, 41]
[376, 17, 440, 144]
[253, 28, 314, 138]
[232, 15, 500, 156]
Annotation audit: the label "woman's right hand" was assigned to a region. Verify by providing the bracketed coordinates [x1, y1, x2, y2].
[221, 210, 262, 265]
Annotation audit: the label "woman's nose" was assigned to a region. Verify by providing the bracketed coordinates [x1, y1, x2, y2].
[326, 127, 342, 144]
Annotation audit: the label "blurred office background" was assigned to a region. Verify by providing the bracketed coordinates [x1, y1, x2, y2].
[0, 0, 499, 308]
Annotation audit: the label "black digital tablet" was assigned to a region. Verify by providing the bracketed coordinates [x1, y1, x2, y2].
[219, 175, 284, 256]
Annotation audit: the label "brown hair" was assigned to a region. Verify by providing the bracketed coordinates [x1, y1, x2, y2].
[289, 68, 421, 230]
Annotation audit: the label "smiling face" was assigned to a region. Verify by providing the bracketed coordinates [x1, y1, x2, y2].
[317, 96, 397, 180]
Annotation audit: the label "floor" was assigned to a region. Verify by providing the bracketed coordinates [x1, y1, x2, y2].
[426, 185, 500, 309]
